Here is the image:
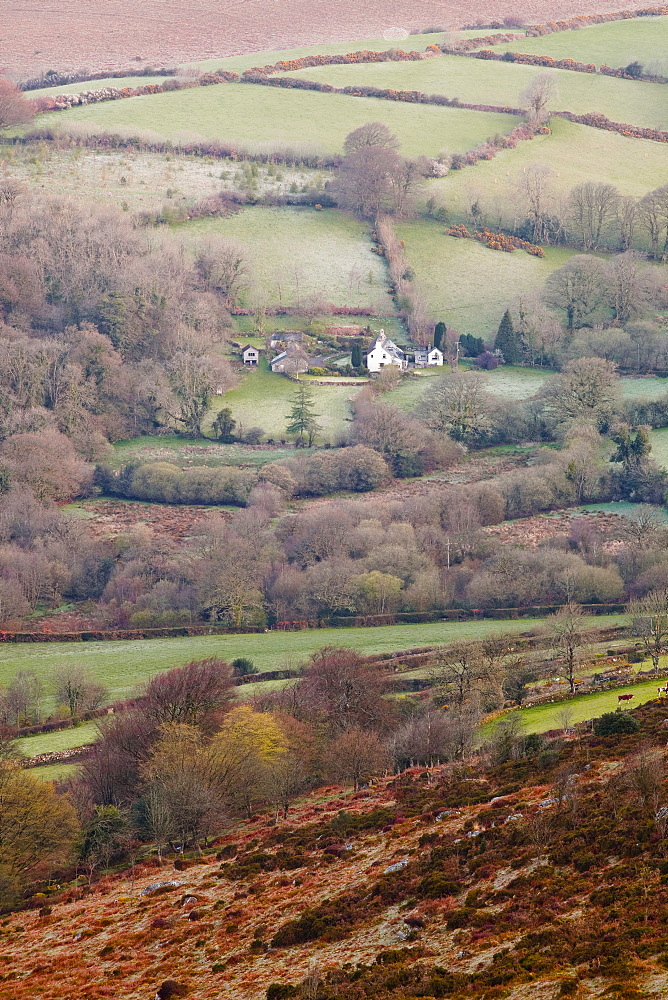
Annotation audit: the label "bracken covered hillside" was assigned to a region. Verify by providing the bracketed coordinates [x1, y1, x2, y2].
[5, 702, 668, 999]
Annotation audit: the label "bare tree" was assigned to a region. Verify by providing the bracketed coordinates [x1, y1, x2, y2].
[543, 602, 589, 694]
[343, 121, 400, 155]
[539, 356, 620, 426]
[628, 588, 668, 672]
[617, 195, 639, 251]
[518, 165, 554, 243]
[638, 184, 668, 260]
[605, 250, 659, 324]
[54, 665, 108, 717]
[329, 726, 390, 790]
[544, 255, 606, 330]
[568, 182, 620, 251]
[0, 79, 35, 132]
[418, 371, 494, 444]
[143, 658, 234, 732]
[520, 72, 559, 123]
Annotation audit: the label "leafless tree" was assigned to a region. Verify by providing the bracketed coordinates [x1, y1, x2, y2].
[518, 164, 554, 243]
[544, 255, 606, 330]
[568, 182, 620, 251]
[542, 602, 589, 693]
[628, 588, 668, 672]
[0, 79, 35, 131]
[343, 121, 400, 155]
[520, 71, 559, 123]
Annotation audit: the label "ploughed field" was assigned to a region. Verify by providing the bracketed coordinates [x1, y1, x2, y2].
[4, 0, 661, 80]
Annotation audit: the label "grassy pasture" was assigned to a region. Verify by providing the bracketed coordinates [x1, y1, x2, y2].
[433, 118, 668, 223]
[187, 34, 448, 74]
[17, 722, 99, 758]
[282, 53, 668, 131]
[35, 84, 519, 157]
[29, 762, 81, 782]
[650, 428, 668, 469]
[205, 362, 361, 441]
[397, 218, 575, 336]
[108, 437, 311, 470]
[388, 366, 668, 412]
[27, 76, 167, 97]
[485, 16, 668, 70]
[177, 206, 393, 311]
[483, 678, 666, 737]
[0, 616, 625, 705]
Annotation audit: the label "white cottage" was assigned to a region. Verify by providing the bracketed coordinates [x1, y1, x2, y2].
[366, 332, 407, 373]
[241, 345, 260, 365]
[414, 346, 444, 368]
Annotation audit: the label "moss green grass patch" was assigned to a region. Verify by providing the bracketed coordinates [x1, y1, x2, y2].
[283, 53, 668, 132]
[485, 16, 668, 69]
[0, 616, 624, 705]
[16, 722, 100, 758]
[35, 83, 518, 158]
[108, 437, 311, 470]
[397, 219, 575, 337]
[177, 207, 393, 311]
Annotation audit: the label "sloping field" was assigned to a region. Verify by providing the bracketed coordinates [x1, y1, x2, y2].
[0, 616, 625, 703]
[487, 14, 668, 67]
[434, 117, 668, 221]
[206, 363, 362, 442]
[26, 75, 167, 97]
[3, 1, 661, 80]
[177, 206, 393, 311]
[397, 218, 575, 336]
[34, 84, 518, 157]
[284, 53, 668, 131]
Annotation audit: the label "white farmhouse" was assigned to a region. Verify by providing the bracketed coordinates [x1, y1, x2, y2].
[241, 345, 260, 365]
[366, 331, 407, 373]
[414, 346, 444, 368]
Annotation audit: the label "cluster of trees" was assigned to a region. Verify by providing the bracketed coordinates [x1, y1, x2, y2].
[0, 191, 246, 457]
[458, 165, 668, 257]
[0, 664, 107, 729]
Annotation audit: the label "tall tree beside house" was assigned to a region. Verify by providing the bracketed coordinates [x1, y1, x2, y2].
[286, 384, 321, 448]
[434, 322, 446, 351]
[494, 310, 522, 365]
[351, 341, 362, 368]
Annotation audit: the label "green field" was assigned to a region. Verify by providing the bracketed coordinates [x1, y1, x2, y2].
[486, 16, 668, 70]
[650, 428, 668, 469]
[206, 361, 362, 441]
[28, 76, 167, 97]
[108, 436, 311, 470]
[283, 53, 668, 131]
[397, 219, 575, 336]
[487, 676, 667, 737]
[187, 33, 449, 75]
[433, 117, 668, 225]
[29, 763, 81, 782]
[0, 616, 625, 705]
[35, 84, 518, 158]
[177, 206, 392, 311]
[17, 722, 99, 758]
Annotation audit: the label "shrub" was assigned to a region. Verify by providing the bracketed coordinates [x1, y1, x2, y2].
[593, 711, 641, 737]
[266, 986, 299, 1000]
[232, 657, 257, 676]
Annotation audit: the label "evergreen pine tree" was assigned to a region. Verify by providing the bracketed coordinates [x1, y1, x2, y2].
[286, 384, 321, 447]
[434, 321, 446, 351]
[351, 341, 362, 368]
[494, 310, 521, 364]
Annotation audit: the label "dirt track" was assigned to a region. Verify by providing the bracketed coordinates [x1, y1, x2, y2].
[1, 0, 659, 80]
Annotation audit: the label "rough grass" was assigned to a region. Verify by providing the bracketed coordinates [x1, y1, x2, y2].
[28, 762, 81, 782]
[397, 218, 575, 336]
[486, 15, 668, 70]
[108, 436, 311, 470]
[0, 143, 324, 215]
[0, 616, 625, 704]
[176, 206, 393, 311]
[283, 52, 668, 131]
[205, 360, 362, 441]
[35, 83, 519, 157]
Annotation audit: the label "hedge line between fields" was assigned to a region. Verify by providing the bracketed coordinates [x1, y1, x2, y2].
[1, 604, 627, 643]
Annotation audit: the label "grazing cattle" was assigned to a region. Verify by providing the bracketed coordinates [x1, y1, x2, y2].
[618, 693, 634, 703]
[658, 686, 668, 697]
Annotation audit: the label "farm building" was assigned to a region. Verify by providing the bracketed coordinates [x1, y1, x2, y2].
[414, 346, 444, 368]
[366, 332, 407, 373]
[270, 343, 309, 374]
[241, 345, 260, 365]
[269, 332, 303, 349]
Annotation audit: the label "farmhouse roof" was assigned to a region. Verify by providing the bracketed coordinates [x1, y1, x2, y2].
[370, 332, 405, 358]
